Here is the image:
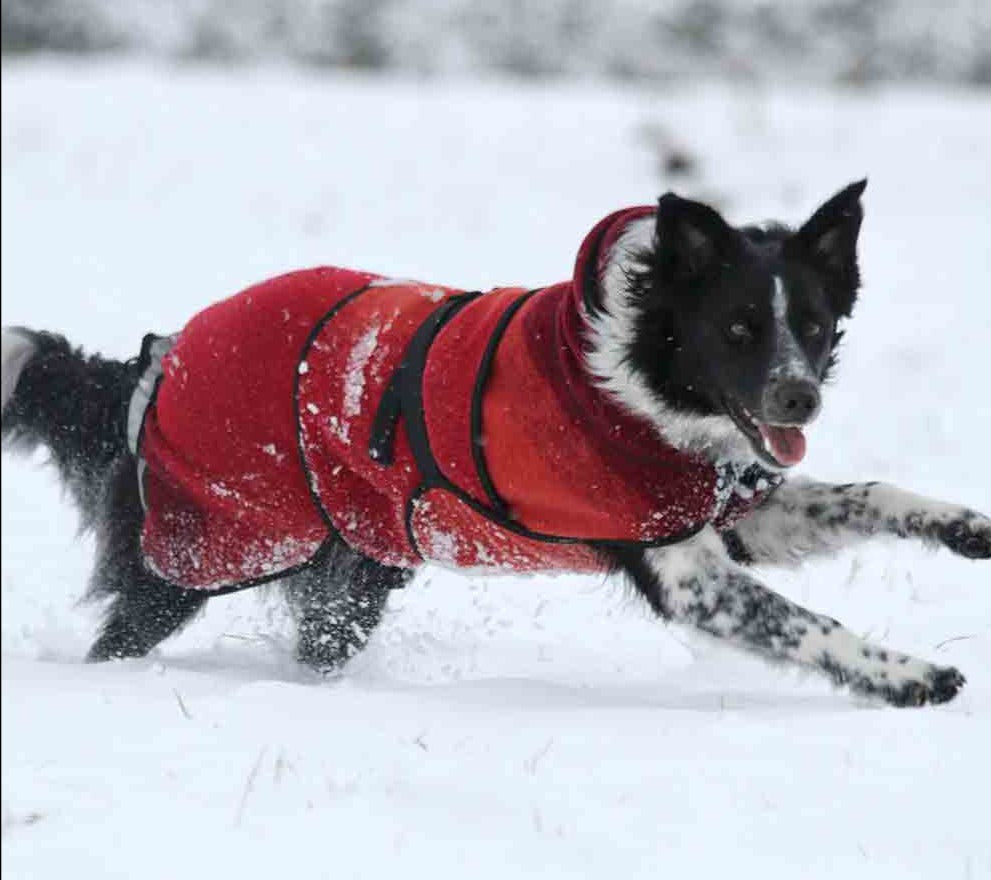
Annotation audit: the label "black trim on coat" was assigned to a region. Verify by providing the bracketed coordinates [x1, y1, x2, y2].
[403, 483, 707, 559]
[294, 283, 376, 532]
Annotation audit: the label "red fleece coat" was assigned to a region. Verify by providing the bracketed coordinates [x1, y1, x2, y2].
[137, 209, 778, 591]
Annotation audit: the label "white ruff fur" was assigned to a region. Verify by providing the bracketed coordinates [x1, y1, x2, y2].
[584, 218, 756, 464]
[1, 328, 36, 415]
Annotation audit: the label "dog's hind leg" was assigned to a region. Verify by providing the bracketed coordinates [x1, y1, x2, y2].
[1, 331, 203, 660]
[723, 477, 991, 567]
[89, 582, 207, 661]
[611, 527, 965, 706]
[86, 455, 207, 661]
[282, 536, 413, 673]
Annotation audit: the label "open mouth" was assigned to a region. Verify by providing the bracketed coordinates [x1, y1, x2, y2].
[725, 400, 807, 468]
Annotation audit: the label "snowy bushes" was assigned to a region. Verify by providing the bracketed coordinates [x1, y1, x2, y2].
[2, 0, 990, 84]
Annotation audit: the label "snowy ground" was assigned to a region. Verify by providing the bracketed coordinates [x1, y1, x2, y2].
[2, 60, 990, 879]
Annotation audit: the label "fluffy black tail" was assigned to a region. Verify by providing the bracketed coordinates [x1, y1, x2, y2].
[1, 327, 138, 530]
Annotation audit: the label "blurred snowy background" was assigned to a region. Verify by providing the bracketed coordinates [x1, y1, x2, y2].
[3, 4, 991, 880]
[4, 0, 991, 84]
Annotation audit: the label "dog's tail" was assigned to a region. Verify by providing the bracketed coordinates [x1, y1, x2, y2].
[1, 327, 139, 530]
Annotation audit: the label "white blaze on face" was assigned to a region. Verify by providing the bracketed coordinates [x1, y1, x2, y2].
[770, 276, 816, 384]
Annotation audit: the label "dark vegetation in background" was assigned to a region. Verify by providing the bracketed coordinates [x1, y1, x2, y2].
[2, 0, 990, 85]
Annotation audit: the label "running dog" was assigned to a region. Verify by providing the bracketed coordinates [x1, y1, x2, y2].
[3, 180, 988, 706]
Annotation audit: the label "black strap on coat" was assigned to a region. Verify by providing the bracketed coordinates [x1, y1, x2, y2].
[368, 291, 483, 474]
[367, 287, 722, 555]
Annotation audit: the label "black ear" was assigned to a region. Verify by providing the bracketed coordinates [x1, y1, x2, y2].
[786, 180, 866, 310]
[654, 192, 735, 284]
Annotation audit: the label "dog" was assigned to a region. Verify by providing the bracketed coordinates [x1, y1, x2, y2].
[2, 180, 988, 707]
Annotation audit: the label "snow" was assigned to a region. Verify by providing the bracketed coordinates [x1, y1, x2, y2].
[3, 59, 991, 879]
[337, 322, 381, 445]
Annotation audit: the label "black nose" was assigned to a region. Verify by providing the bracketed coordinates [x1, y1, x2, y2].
[767, 380, 820, 423]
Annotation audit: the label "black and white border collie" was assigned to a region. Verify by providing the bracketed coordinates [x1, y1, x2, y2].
[2, 181, 988, 706]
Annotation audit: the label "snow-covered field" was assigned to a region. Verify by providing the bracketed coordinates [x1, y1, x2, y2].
[2, 60, 990, 879]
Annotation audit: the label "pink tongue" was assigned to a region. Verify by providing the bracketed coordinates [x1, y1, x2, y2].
[758, 424, 807, 466]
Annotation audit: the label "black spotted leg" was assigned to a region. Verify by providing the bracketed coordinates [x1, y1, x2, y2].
[612, 527, 965, 707]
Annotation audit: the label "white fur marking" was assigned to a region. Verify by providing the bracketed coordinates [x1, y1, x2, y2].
[585, 219, 755, 464]
[1, 328, 37, 416]
[770, 276, 816, 384]
[127, 334, 176, 456]
[771, 276, 788, 321]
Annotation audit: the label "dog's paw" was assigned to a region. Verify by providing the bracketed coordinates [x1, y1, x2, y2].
[938, 511, 991, 560]
[831, 650, 967, 708]
[883, 665, 966, 708]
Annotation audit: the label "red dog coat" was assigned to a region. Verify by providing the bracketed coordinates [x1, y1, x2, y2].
[136, 208, 779, 591]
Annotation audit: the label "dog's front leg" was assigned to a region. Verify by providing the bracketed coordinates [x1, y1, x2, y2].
[612, 527, 965, 706]
[724, 478, 991, 566]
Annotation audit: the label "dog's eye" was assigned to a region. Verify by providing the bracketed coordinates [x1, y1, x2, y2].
[727, 321, 754, 342]
[802, 321, 823, 339]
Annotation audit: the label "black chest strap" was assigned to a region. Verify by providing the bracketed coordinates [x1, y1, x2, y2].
[366, 287, 715, 555]
[368, 291, 482, 480]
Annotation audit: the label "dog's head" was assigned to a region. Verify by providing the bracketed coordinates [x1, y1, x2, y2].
[588, 181, 866, 469]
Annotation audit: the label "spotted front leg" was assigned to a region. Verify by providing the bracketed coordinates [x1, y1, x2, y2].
[726, 478, 991, 566]
[612, 528, 965, 707]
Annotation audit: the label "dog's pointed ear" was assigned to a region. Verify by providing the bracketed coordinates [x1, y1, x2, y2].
[654, 193, 735, 284]
[786, 180, 866, 311]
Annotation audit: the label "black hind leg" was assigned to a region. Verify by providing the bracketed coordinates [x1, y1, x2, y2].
[86, 454, 207, 661]
[283, 536, 413, 673]
[88, 582, 207, 661]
